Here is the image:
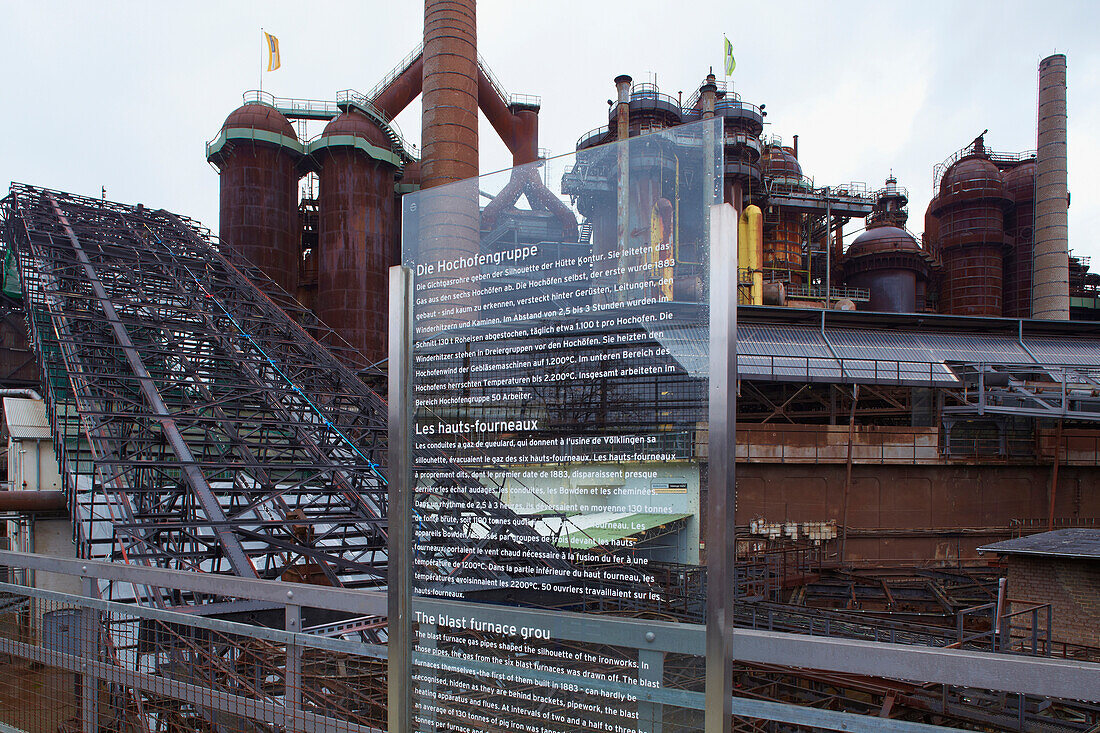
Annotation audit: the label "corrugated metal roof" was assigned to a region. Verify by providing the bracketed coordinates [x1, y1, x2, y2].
[978, 529, 1100, 560]
[650, 320, 1100, 387]
[555, 512, 692, 550]
[3, 397, 51, 439]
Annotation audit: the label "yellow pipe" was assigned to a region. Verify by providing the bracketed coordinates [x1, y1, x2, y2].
[738, 204, 764, 305]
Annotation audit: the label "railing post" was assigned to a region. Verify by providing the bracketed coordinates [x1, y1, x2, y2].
[285, 601, 303, 729]
[80, 575, 98, 733]
[638, 649, 664, 733]
[1046, 605, 1053, 657]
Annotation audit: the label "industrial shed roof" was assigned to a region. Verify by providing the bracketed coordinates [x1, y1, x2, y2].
[978, 529, 1100, 560]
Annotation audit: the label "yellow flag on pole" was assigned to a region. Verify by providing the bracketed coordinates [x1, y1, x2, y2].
[724, 36, 735, 75]
[265, 32, 281, 72]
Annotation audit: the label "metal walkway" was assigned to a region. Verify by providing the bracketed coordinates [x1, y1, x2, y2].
[1, 184, 389, 599]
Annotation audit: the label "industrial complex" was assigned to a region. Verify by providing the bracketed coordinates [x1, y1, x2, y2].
[0, 2, 1097, 732]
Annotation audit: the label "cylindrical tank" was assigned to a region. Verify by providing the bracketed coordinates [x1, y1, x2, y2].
[842, 226, 928, 313]
[931, 154, 1009, 316]
[207, 102, 301, 295]
[421, 0, 478, 189]
[314, 110, 398, 366]
[1033, 53, 1070, 320]
[719, 96, 764, 210]
[1002, 161, 1036, 318]
[761, 145, 804, 282]
[417, 0, 481, 332]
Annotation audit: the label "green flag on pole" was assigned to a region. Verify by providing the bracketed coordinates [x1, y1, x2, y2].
[724, 36, 736, 75]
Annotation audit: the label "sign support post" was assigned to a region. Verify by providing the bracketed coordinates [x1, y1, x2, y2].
[388, 264, 414, 733]
[705, 202, 738, 733]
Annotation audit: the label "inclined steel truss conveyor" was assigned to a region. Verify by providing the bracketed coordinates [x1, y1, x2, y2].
[0, 184, 395, 601]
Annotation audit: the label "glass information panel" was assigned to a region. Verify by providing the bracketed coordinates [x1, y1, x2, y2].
[403, 118, 722, 733]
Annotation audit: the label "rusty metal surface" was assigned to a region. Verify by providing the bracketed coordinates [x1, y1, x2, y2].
[931, 154, 1009, 316]
[764, 216, 803, 282]
[316, 112, 397, 367]
[843, 227, 927, 313]
[736, 462, 1098, 563]
[1003, 161, 1036, 318]
[373, 53, 424, 118]
[511, 107, 539, 165]
[0, 490, 65, 512]
[421, 0, 478, 189]
[762, 145, 801, 181]
[0, 295, 39, 386]
[214, 146, 300, 296]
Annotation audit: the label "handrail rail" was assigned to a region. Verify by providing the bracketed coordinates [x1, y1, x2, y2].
[932, 143, 1037, 191]
[367, 42, 424, 101]
[576, 125, 611, 149]
[335, 88, 419, 160]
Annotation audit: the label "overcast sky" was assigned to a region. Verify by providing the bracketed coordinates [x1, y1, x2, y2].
[2, 1, 1097, 259]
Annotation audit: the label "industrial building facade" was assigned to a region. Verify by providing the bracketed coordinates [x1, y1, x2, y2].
[0, 0, 1095, 731]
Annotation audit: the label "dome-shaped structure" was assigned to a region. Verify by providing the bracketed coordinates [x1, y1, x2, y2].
[321, 110, 393, 148]
[931, 153, 1010, 316]
[938, 155, 1004, 198]
[848, 226, 921, 256]
[221, 102, 297, 137]
[1002, 161, 1037, 317]
[762, 145, 802, 182]
[207, 101, 302, 296]
[313, 109, 399, 367]
[843, 226, 929, 313]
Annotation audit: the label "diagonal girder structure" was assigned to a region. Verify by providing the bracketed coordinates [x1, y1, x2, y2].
[2, 183, 390, 593]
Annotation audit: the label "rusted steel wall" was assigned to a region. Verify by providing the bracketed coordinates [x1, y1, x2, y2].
[734, 463, 1098, 563]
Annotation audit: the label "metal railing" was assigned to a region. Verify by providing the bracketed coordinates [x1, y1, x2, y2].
[0, 551, 1097, 733]
[783, 283, 871, 302]
[366, 43, 424, 102]
[683, 78, 741, 112]
[334, 89, 419, 160]
[932, 143, 1037, 191]
[243, 89, 341, 118]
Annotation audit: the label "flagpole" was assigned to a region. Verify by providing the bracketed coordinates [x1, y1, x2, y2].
[259, 28, 264, 94]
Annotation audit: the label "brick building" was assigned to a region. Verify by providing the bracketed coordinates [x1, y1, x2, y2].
[979, 529, 1100, 651]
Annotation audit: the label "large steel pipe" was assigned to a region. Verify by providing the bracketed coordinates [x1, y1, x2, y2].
[421, 0, 478, 188]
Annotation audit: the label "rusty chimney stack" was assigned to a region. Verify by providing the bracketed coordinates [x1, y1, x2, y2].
[421, 0, 478, 189]
[614, 74, 632, 140]
[1032, 53, 1070, 320]
[700, 74, 717, 119]
[416, 0, 481, 330]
